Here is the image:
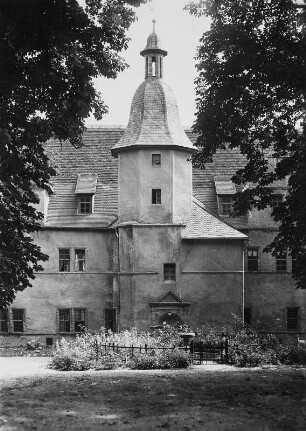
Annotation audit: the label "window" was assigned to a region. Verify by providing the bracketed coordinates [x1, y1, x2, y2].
[105, 309, 116, 332]
[276, 252, 287, 272]
[164, 263, 176, 281]
[58, 308, 87, 333]
[75, 309, 86, 332]
[272, 194, 283, 211]
[12, 309, 24, 333]
[152, 154, 161, 166]
[0, 309, 8, 333]
[287, 307, 299, 331]
[292, 253, 298, 273]
[59, 309, 71, 333]
[78, 195, 92, 214]
[244, 307, 252, 325]
[219, 196, 233, 215]
[59, 249, 70, 272]
[75, 249, 86, 272]
[247, 248, 258, 272]
[152, 188, 161, 204]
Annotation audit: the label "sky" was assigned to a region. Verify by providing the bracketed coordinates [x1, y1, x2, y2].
[85, 0, 210, 128]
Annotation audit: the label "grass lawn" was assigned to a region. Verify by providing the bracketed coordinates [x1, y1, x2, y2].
[0, 357, 305, 430]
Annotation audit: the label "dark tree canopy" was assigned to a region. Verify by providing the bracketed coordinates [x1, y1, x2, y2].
[186, 0, 306, 287]
[0, 0, 143, 307]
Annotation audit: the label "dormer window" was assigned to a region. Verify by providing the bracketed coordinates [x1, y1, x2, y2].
[75, 173, 97, 215]
[219, 196, 234, 216]
[78, 195, 92, 214]
[272, 194, 283, 211]
[214, 178, 236, 217]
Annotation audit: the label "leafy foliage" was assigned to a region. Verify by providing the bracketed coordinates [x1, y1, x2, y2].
[50, 328, 190, 371]
[186, 0, 306, 287]
[0, 0, 143, 307]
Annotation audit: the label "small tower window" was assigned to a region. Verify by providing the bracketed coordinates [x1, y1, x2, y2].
[152, 154, 161, 166]
[152, 189, 161, 204]
[152, 56, 156, 77]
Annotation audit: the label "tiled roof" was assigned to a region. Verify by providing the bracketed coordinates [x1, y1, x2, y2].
[111, 78, 195, 155]
[43, 126, 275, 231]
[75, 173, 98, 195]
[185, 130, 249, 229]
[182, 198, 247, 240]
[44, 127, 122, 229]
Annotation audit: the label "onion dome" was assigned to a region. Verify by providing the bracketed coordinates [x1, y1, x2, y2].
[111, 21, 195, 157]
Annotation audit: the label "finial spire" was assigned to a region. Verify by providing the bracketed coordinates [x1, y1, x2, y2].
[152, 19, 156, 33]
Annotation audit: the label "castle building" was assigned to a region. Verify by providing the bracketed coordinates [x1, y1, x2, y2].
[1, 26, 305, 346]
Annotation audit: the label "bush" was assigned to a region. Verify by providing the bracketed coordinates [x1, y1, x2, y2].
[50, 337, 94, 371]
[129, 348, 190, 370]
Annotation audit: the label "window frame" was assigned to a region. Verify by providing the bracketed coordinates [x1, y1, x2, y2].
[78, 194, 93, 214]
[152, 188, 162, 205]
[59, 309, 71, 333]
[219, 195, 234, 216]
[163, 263, 176, 282]
[247, 248, 259, 272]
[272, 194, 283, 211]
[0, 309, 9, 333]
[75, 249, 86, 272]
[59, 248, 71, 272]
[286, 307, 299, 331]
[12, 309, 24, 333]
[105, 308, 117, 332]
[276, 251, 287, 272]
[74, 308, 86, 333]
[152, 154, 161, 167]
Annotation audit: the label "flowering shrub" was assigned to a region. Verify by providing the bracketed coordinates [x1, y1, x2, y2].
[51, 337, 94, 371]
[50, 327, 188, 371]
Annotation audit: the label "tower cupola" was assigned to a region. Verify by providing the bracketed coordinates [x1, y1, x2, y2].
[140, 20, 167, 79]
[112, 23, 196, 224]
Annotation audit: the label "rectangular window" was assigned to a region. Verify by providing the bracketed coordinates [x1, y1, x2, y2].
[12, 309, 24, 333]
[276, 252, 287, 272]
[59, 249, 70, 272]
[78, 195, 92, 214]
[244, 307, 252, 325]
[152, 188, 161, 204]
[272, 194, 283, 210]
[59, 309, 71, 333]
[105, 309, 116, 332]
[75, 309, 86, 332]
[247, 248, 258, 271]
[219, 196, 233, 215]
[152, 154, 161, 166]
[75, 249, 86, 272]
[164, 263, 176, 281]
[287, 307, 299, 331]
[0, 309, 9, 333]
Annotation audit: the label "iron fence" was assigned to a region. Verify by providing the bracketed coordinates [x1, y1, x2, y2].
[92, 337, 229, 365]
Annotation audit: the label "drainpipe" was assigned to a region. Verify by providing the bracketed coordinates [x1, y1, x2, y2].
[115, 227, 121, 331]
[242, 241, 246, 323]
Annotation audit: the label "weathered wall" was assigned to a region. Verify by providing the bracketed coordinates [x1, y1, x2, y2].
[118, 226, 244, 331]
[1, 229, 116, 346]
[244, 229, 306, 332]
[118, 149, 192, 224]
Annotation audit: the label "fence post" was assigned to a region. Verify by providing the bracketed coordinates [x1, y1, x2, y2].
[95, 337, 99, 361]
[131, 344, 134, 357]
[145, 343, 148, 354]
